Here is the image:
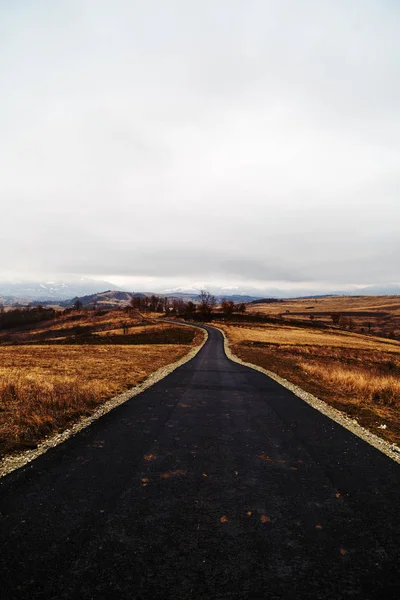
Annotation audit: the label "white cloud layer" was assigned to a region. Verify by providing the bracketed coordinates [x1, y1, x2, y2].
[1, 0, 399, 291]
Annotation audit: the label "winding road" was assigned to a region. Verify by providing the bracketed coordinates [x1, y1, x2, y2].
[1, 325, 400, 599]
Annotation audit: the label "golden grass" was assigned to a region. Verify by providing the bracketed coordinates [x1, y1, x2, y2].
[248, 295, 400, 315]
[93, 323, 164, 336]
[219, 323, 400, 353]
[218, 321, 400, 444]
[247, 295, 400, 338]
[0, 342, 196, 456]
[0, 308, 155, 345]
[297, 362, 400, 407]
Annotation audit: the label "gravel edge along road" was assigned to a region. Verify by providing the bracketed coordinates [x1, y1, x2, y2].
[216, 325, 400, 464]
[0, 327, 208, 478]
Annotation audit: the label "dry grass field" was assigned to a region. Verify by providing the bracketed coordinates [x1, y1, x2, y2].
[248, 295, 400, 338]
[217, 320, 400, 445]
[0, 310, 202, 457]
[0, 308, 163, 345]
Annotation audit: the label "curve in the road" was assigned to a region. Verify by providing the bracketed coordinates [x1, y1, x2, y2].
[0, 324, 399, 599]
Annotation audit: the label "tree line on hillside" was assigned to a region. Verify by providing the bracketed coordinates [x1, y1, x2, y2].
[130, 294, 169, 313]
[0, 292, 247, 331]
[0, 306, 56, 330]
[130, 290, 246, 320]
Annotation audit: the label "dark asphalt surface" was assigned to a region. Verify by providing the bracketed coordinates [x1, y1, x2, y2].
[1, 325, 400, 600]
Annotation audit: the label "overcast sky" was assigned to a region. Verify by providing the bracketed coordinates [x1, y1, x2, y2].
[1, 0, 399, 293]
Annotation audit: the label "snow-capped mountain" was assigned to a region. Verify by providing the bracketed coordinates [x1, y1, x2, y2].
[0, 278, 123, 302]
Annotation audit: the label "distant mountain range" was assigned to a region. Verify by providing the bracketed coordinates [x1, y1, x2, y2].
[160, 283, 400, 299]
[350, 283, 400, 296]
[0, 278, 399, 306]
[56, 290, 261, 309]
[0, 278, 121, 304]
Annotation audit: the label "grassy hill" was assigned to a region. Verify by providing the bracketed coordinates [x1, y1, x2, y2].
[248, 295, 400, 339]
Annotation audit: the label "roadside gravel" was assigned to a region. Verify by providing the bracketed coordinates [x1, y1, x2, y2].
[0, 328, 208, 479]
[217, 325, 400, 465]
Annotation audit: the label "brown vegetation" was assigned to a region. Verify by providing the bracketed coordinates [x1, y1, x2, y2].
[0, 308, 172, 345]
[248, 295, 400, 339]
[217, 320, 400, 445]
[0, 310, 202, 457]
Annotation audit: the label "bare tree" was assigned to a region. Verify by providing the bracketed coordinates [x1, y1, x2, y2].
[221, 299, 235, 317]
[185, 301, 197, 319]
[237, 302, 246, 314]
[331, 313, 341, 326]
[198, 290, 216, 319]
[149, 295, 158, 311]
[172, 298, 186, 315]
[341, 317, 350, 329]
[130, 295, 142, 310]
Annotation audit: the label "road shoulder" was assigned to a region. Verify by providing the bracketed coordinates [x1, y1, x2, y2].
[0, 327, 208, 479]
[214, 324, 400, 464]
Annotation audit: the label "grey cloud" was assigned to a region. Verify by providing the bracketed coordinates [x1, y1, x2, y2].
[1, 0, 399, 291]
[57, 248, 303, 281]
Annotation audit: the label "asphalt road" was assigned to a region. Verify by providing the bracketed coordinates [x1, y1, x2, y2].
[1, 325, 400, 599]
